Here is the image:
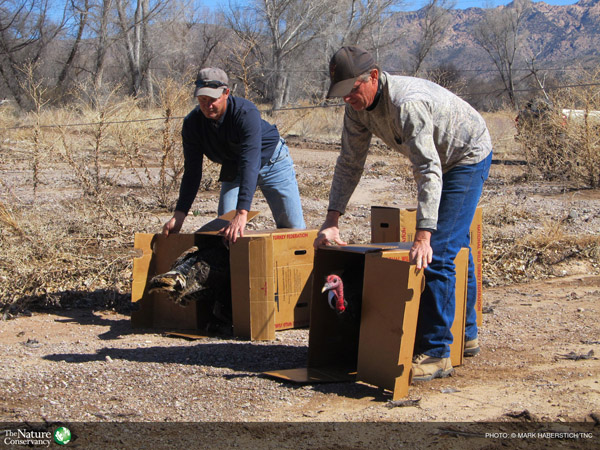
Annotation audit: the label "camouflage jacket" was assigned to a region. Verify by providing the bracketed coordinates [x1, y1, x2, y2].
[328, 72, 493, 230]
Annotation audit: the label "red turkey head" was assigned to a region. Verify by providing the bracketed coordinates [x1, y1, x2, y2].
[321, 274, 346, 314]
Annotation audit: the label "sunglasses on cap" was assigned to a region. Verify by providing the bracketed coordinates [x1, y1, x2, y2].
[195, 79, 227, 89]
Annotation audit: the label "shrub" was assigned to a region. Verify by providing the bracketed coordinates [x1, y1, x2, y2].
[516, 70, 600, 188]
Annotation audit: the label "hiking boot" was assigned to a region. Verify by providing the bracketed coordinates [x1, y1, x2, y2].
[464, 338, 480, 357]
[411, 353, 454, 382]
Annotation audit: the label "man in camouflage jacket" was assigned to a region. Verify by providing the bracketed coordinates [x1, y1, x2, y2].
[315, 46, 493, 382]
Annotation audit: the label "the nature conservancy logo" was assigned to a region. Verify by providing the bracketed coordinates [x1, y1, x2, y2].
[53, 427, 71, 445]
[3, 426, 71, 447]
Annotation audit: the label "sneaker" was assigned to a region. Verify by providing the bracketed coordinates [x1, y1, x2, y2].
[464, 338, 480, 357]
[411, 353, 454, 382]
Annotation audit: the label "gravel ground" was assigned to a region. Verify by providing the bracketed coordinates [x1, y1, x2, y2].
[1, 271, 599, 448]
[1, 141, 600, 449]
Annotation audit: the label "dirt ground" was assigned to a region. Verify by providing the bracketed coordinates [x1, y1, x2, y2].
[1, 140, 599, 448]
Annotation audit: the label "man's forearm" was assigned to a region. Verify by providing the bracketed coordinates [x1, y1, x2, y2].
[324, 210, 341, 228]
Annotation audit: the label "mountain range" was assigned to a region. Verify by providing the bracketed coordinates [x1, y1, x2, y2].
[389, 0, 600, 72]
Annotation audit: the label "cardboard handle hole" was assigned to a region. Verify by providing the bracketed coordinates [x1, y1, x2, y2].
[380, 223, 390, 228]
[294, 250, 307, 255]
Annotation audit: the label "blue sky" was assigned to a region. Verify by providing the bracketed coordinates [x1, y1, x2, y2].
[433, 0, 578, 8]
[199, 0, 580, 11]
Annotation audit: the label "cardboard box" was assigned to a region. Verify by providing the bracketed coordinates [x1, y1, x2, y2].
[472, 207, 483, 327]
[377, 246, 468, 368]
[371, 205, 483, 326]
[132, 216, 317, 341]
[450, 248, 468, 367]
[265, 243, 425, 400]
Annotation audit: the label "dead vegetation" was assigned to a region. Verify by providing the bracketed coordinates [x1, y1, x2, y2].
[516, 68, 600, 188]
[1, 93, 600, 432]
[1, 93, 600, 319]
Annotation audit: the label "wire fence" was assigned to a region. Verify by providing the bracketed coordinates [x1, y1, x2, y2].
[1, 81, 599, 131]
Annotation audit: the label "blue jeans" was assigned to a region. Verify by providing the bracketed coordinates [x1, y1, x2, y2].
[218, 139, 306, 229]
[415, 152, 492, 358]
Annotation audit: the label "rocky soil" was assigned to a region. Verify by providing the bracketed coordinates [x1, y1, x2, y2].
[1, 140, 599, 449]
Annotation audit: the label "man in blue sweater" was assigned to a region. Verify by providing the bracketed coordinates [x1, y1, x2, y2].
[162, 68, 305, 242]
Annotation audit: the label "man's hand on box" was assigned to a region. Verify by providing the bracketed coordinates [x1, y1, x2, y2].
[314, 210, 347, 248]
[410, 229, 433, 270]
[218, 209, 248, 243]
[162, 211, 186, 236]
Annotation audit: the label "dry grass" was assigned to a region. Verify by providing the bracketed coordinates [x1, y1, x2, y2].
[0, 198, 134, 316]
[1, 97, 599, 316]
[484, 220, 600, 285]
[267, 104, 344, 142]
[516, 69, 600, 188]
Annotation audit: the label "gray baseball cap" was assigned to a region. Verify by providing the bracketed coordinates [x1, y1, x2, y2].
[194, 68, 229, 98]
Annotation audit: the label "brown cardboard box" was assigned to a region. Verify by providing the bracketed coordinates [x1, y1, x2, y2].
[265, 243, 425, 400]
[450, 248, 468, 367]
[131, 220, 317, 341]
[371, 205, 483, 327]
[377, 246, 468, 368]
[471, 207, 483, 327]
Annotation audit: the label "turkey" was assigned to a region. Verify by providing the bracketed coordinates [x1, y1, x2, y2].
[321, 271, 363, 321]
[320, 267, 364, 366]
[148, 239, 232, 330]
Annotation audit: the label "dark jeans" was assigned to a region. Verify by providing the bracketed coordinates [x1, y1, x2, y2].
[416, 152, 492, 358]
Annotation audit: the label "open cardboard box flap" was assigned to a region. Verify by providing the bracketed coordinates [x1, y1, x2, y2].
[196, 210, 261, 233]
[262, 367, 356, 383]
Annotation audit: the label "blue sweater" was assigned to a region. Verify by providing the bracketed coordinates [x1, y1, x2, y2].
[176, 96, 281, 214]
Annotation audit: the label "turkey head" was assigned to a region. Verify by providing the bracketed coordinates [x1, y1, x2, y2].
[321, 274, 347, 314]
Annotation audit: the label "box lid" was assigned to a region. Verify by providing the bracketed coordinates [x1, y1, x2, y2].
[317, 242, 412, 254]
[371, 205, 416, 211]
[196, 210, 261, 233]
[262, 368, 356, 383]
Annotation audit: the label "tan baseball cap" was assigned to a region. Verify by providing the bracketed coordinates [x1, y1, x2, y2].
[194, 68, 229, 98]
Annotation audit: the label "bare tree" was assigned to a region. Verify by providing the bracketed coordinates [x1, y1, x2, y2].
[132, 1, 227, 90]
[411, 0, 455, 76]
[338, 0, 402, 47]
[90, 0, 114, 93]
[265, 0, 336, 109]
[223, 35, 263, 100]
[227, 0, 333, 109]
[306, 0, 403, 98]
[224, 2, 269, 98]
[226, 0, 405, 107]
[425, 62, 465, 93]
[473, 0, 531, 108]
[0, 0, 67, 107]
[57, 0, 91, 89]
[320, 0, 403, 61]
[114, 0, 165, 98]
[521, 49, 551, 102]
[188, 15, 229, 74]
